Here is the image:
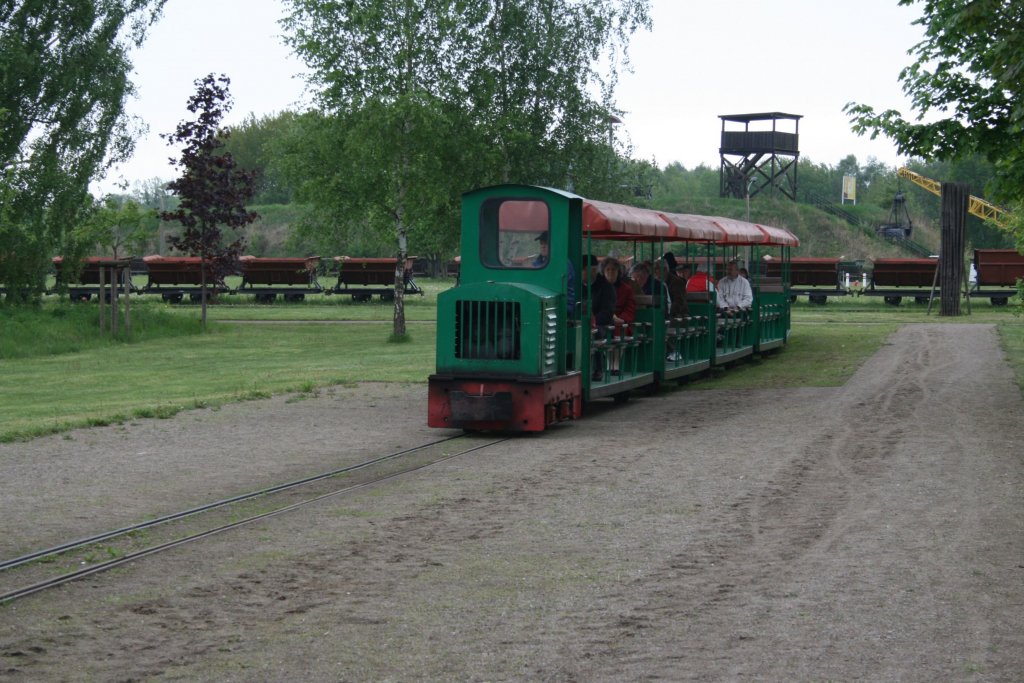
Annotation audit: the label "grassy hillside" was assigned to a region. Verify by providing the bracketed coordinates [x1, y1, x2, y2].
[653, 195, 932, 260]
[244, 197, 945, 261]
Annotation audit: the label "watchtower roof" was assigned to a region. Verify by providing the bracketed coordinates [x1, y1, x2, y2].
[719, 112, 803, 123]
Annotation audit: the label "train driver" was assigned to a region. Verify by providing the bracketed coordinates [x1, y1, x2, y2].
[532, 232, 550, 267]
[717, 260, 753, 312]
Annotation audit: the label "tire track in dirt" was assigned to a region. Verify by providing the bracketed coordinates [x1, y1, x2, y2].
[568, 324, 1018, 681]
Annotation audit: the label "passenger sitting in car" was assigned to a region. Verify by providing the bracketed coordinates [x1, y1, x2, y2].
[628, 261, 647, 294]
[630, 260, 671, 317]
[686, 262, 715, 293]
[588, 254, 616, 328]
[717, 260, 753, 312]
[676, 262, 691, 289]
[601, 257, 635, 375]
[656, 256, 687, 318]
[603, 257, 635, 335]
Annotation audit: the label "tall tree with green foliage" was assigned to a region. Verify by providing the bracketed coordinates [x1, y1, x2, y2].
[463, 0, 650, 196]
[844, 0, 1024, 249]
[221, 111, 298, 205]
[74, 196, 158, 259]
[281, 0, 650, 338]
[161, 74, 258, 328]
[283, 0, 482, 339]
[0, 0, 166, 302]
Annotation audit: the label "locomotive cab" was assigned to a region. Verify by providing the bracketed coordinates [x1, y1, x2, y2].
[428, 186, 583, 431]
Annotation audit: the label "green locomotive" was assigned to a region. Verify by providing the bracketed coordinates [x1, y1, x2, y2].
[428, 185, 797, 432]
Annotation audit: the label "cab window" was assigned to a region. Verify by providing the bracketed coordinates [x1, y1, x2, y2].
[480, 198, 550, 269]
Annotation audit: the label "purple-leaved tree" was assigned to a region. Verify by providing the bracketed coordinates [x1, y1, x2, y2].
[161, 74, 258, 327]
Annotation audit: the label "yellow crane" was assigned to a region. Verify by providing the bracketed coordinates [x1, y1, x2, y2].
[896, 167, 1013, 228]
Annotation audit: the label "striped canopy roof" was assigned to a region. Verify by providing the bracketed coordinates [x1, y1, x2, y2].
[582, 199, 799, 246]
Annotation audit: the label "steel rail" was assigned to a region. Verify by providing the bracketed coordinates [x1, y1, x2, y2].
[0, 437, 508, 604]
[0, 434, 467, 573]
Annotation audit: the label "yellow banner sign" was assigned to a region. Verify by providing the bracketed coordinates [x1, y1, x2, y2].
[842, 175, 857, 203]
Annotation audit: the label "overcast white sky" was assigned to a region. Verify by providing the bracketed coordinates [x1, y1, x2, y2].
[98, 0, 926, 193]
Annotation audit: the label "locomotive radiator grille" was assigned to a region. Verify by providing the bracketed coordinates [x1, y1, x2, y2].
[542, 303, 558, 374]
[455, 300, 522, 360]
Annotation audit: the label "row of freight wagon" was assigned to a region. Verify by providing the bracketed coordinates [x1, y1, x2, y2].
[39, 255, 423, 303]
[780, 250, 1024, 305]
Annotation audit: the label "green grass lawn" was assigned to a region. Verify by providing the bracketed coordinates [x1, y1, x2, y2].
[0, 323, 435, 442]
[3, 281, 1021, 440]
[682, 321, 901, 391]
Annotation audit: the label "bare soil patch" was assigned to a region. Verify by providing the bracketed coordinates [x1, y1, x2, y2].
[1, 323, 1022, 681]
[0, 382, 431, 558]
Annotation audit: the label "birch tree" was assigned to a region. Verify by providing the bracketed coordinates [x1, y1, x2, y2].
[283, 0, 476, 339]
[281, 0, 651, 337]
[465, 0, 650, 196]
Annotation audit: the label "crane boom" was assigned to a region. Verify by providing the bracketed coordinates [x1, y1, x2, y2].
[896, 167, 1013, 228]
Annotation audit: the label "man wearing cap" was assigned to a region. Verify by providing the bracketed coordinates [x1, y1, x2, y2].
[532, 232, 550, 267]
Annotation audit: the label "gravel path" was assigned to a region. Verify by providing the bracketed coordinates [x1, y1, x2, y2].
[0, 383, 432, 558]
[1, 323, 1022, 681]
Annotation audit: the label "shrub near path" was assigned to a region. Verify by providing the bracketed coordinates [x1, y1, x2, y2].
[0, 305, 198, 359]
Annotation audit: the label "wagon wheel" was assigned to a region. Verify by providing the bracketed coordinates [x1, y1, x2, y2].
[991, 297, 1008, 306]
[884, 296, 902, 306]
[612, 390, 631, 404]
[809, 294, 828, 305]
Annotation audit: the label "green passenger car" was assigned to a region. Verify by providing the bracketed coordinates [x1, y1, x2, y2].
[428, 185, 798, 432]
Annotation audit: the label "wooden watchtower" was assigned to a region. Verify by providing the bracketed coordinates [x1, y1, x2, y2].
[719, 112, 802, 201]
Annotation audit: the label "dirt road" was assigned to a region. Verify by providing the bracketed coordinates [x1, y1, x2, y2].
[1, 323, 1022, 681]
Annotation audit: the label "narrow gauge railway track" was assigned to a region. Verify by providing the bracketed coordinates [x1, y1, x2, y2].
[0, 434, 507, 605]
